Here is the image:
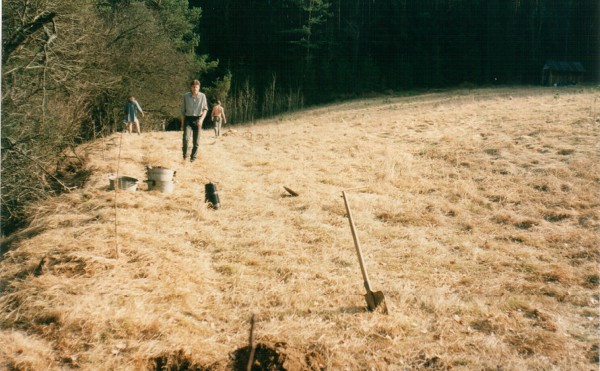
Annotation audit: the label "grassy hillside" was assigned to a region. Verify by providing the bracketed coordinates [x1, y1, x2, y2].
[1, 87, 599, 370]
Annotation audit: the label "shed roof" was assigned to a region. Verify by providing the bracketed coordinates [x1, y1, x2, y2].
[543, 61, 586, 73]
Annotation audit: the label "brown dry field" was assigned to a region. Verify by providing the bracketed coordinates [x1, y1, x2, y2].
[1, 86, 599, 370]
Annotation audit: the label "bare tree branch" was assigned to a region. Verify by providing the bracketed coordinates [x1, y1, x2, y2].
[3, 10, 57, 63]
[3, 138, 74, 193]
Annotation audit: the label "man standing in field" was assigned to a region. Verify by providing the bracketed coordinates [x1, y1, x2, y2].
[181, 80, 208, 162]
[211, 100, 227, 138]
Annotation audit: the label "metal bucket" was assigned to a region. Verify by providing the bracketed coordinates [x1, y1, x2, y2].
[109, 176, 139, 191]
[147, 167, 176, 182]
[205, 183, 220, 209]
[146, 180, 176, 194]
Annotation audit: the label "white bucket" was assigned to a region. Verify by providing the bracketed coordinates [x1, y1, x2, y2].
[109, 176, 139, 191]
[147, 167, 176, 181]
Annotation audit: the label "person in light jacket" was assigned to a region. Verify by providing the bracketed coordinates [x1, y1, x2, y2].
[180, 80, 208, 162]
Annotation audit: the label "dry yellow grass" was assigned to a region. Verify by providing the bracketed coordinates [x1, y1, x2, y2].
[1, 86, 599, 370]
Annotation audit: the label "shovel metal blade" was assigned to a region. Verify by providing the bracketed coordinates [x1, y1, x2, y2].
[365, 290, 388, 314]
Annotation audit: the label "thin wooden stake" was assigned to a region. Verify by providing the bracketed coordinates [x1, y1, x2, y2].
[113, 130, 124, 259]
[247, 314, 256, 371]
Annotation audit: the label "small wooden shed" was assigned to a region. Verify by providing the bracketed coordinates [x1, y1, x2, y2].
[542, 61, 586, 86]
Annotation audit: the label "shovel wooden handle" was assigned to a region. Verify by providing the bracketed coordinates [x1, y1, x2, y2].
[342, 191, 373, 292]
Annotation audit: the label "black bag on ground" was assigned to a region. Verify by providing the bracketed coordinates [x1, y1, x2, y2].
[205, 183, 220, 209]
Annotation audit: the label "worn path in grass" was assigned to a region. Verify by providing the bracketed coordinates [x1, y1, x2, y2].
[1, 86, 599, 370]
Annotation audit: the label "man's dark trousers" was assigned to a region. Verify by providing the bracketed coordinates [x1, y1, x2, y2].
[183, 116, 201, 160]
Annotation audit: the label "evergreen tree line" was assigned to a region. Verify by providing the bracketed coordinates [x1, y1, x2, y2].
[198, 0, 598, 122]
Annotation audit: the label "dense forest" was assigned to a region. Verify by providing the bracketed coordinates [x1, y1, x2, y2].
[1, 0, 598, 236]
[197, 0, 598, 119]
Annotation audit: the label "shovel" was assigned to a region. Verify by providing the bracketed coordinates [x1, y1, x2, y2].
[342, 190, 388, 314]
